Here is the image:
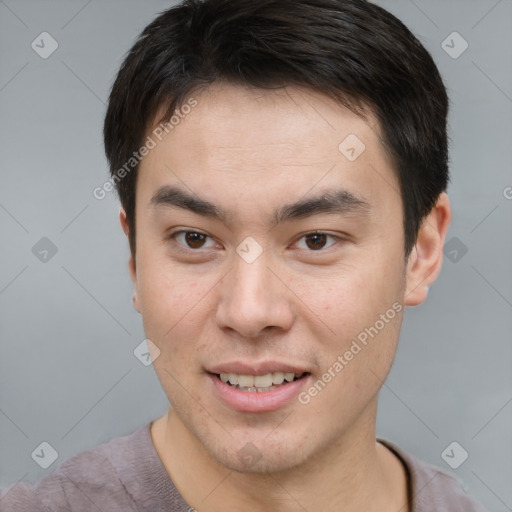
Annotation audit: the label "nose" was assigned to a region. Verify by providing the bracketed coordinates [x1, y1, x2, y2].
[215, 250, 295, 339]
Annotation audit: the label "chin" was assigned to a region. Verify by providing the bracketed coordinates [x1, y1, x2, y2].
[217, 447, 306, 475]
[203, 429, 313, 475]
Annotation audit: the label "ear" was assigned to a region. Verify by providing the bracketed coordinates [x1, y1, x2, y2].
[404, 192, 452, 306]
[119, 207, 141, 313]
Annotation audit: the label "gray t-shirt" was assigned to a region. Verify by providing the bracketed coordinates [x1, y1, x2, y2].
[0, 422, 487, 511]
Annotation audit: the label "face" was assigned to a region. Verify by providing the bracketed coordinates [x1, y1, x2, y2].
[123, 83, 415, 474]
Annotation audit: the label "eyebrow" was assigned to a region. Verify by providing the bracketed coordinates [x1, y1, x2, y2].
[150, 185, 371, 226]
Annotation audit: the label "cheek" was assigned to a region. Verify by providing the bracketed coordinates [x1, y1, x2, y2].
[135, 258, 207, 349]
[300, 305, 403, 423]
[294, 255, 404, 383]
[137, 247, 199, 305]
[295, 259, 401, 334]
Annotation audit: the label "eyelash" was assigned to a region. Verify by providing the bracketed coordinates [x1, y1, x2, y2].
[167, 230, 343, 254]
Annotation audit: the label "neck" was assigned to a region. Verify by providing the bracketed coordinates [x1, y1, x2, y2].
[150, 400, 409, 512]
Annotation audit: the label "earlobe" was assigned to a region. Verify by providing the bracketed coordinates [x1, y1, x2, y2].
[119, 207, 141, 313]
[131, 271, 141, 314]
[119, 208, 136, 279]
[128, 254, 140, 314]
[404, 193, 452, 307]
[119, 207, 130, 237]
[132, 292, 140, 313]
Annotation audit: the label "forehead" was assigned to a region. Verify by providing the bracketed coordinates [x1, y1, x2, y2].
[152, 83, 380, 159]
[136, 83, 399, 221]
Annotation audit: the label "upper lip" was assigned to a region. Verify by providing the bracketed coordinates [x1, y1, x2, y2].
[207, 361, 310, 376]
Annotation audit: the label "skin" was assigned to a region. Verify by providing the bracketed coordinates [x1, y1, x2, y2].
[120, 82, 451, 512]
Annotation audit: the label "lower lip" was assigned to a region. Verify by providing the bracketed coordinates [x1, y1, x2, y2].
[207, 373, 311, 413]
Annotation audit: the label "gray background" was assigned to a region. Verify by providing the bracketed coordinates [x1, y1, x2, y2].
[0, 0, 511, 510]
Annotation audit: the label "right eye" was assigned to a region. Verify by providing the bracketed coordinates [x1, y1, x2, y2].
[168, 230, 218, 251]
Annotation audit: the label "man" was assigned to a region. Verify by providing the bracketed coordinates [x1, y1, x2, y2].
[0, 0, 488, 510]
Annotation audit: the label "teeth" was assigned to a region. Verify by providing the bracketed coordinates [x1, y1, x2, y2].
[219, 371, 304, 389]
[256, 386, 276, 392]
[272, 372, 285, 385]
[237, 375, 254, 387]
[254, 374, 273, 387]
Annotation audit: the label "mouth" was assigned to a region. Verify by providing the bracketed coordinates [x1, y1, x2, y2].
[206, 371, 312, 413]
[212, 371, 309, 392]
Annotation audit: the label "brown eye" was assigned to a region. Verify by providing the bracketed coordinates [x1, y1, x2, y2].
[170, 231, 215, 250]
[184, 232, 206, 249]
[304, 233, 328, 250]
[294, 232, 340, 252]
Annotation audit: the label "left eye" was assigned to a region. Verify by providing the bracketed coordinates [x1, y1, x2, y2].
[294, 232, 339, 251]
[170, 230, 339, 252]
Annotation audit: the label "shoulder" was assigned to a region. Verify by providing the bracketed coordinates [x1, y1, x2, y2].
[378, 439, 488, 512]
[0, 425, 149, 512]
